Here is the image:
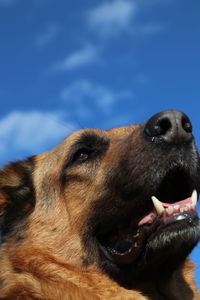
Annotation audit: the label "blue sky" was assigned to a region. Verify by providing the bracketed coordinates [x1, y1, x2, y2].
[0, 0, 200, 288]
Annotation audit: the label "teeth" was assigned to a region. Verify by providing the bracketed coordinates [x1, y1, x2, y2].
[174, 205, 180, 211]
[166, 206, 174, 215]
[151, 190, 198, 217]
[151, 196, 165, 215]
[191, 190, 197, 208]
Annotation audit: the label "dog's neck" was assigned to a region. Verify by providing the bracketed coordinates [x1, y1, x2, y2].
[90, 258, 198, 300]
[129, 263, 196, 300]
[0, 240, 198, 300]
[86, 261, 197, 300]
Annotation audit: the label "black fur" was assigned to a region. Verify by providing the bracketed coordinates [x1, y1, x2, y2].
[0, 157, 35, 241]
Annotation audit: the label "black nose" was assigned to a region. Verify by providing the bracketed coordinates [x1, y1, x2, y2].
[144, 110, 193, 144]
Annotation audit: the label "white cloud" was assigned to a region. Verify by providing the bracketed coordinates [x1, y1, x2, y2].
[88, 0, 137, 37]
[87, 0, 167, 38]
[0, 111, 76, 162]
[60, 79, 133, 116]
[35, 24, 59, 48]
[53, 44, 100, 71]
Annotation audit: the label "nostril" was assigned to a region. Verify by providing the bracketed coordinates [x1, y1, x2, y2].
[144, 117, 171, 137]
[181, 116, 192, 133]
[158, 118, 171, 135]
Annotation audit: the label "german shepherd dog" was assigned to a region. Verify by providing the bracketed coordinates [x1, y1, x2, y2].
[0, 110, 200, 299]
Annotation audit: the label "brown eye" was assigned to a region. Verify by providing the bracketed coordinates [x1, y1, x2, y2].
[78, 151, 89, 161]
[73, 149, 91, 163]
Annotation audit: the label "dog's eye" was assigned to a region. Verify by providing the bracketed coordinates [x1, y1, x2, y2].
[73, 149, 91, 163]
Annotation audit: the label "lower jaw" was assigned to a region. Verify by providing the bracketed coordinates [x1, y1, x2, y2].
[98, 211, 199, 267]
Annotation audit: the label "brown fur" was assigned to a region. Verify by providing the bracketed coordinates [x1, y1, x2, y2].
[0, 123, 199, 299]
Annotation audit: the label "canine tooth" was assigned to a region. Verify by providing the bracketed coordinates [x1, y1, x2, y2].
[166, 206, 174, 215]
[151, 196, 165, 215]
[191, 190, 197, 208]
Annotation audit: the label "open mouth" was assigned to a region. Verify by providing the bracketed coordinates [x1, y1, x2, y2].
[97, 169, 199, 265]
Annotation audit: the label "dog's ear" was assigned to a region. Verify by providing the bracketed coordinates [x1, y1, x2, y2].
[0, 157, 35, 236]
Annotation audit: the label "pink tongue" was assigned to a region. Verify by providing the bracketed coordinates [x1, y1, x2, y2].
[138, 197, 192, 226]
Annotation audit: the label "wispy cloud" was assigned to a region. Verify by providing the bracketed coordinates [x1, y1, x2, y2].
[60, 79, 133, 117]
[35, 24, 59, 48]
[0, 111, 76, 164]
[50, 1, 166, 74]
[88, 0, 137, 37]
[87, 0, 166, 38]
[53, 44, 101, 71]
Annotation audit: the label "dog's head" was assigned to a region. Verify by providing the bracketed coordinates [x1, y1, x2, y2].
[0, 110, 199, 287]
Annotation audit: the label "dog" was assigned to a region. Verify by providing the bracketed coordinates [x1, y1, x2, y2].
[0, 109, 200, 300]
